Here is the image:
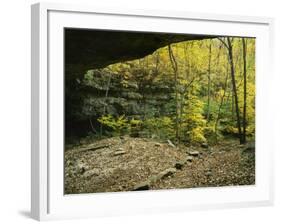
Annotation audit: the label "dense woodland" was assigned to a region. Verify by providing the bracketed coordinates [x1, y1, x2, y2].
[66, 37, 255, 146]
[64, 36, 255, 193]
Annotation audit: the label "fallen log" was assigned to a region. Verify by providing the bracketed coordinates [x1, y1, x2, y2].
[75, 144, 111, 153]
[167, 139, 176, 148]
[132, 168, 178, 191]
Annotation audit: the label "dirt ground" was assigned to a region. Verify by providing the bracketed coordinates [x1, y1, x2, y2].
[64, 136, 255, 194]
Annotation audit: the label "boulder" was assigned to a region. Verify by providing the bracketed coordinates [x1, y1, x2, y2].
[174, 161, 185, 170]
[188, 151, 200, 156]
[76, 161, 88, 174]
[201, 143, 209, 148]
[83, 169, 100, 178]
[132, 181, 150, 191]
[148, 175, 159, 184]
[157, 168, 177, 179]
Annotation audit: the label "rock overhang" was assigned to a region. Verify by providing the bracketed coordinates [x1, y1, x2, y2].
[65, 28, 216, 78]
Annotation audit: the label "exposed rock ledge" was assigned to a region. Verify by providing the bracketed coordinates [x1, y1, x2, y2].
[65, 29, 214, 78]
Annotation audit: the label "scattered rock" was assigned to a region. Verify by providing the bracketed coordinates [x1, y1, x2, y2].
[174, 161, 185, 170]
[243, 142, 255, 154]
[201, 143, 209, 148]
[133, 181, 150, 191]
[155, 143, 162, 147]
[205, 170, 212, 177]
[77, 144, 111, 153]
[114, 149, 126, 156]
[66, 160, 73, 166]
[76, 161, 88, 174]
[83, 169, 100, 178]
[151, 134, 158, 139]
[167, 140, 176, 148]
[186, 156, 193, 162]
[149, 175, 159, 184]
[119, 136, 128, 143]
[188, 151, 200, 156]
[157, 168, 177, 179]
[114, 151, 126, 156]
[65, 137, 255, 194]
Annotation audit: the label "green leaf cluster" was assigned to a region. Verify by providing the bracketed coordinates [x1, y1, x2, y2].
[98, 115, 129, 136]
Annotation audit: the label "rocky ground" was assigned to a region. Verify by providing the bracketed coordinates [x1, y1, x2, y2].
[64, 137, 255, 194]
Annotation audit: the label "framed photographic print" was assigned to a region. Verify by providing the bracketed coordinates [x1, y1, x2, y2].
[31, 2, 274, 221]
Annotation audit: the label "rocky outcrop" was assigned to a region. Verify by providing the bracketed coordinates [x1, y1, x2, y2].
[64, 29, 215, 138]
[66, 69, 175, 138]
[65, 29, 213, 79]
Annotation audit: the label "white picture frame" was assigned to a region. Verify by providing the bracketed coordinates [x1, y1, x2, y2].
[31, 2, 274, 221]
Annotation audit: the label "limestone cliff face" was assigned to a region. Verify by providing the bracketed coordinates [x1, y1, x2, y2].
[65, 69, 175, 138]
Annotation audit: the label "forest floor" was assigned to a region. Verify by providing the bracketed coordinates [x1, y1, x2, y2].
[64, 136, 255, 194]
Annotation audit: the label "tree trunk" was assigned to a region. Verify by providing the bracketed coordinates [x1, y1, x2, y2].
[215, 66, 229, 136]
[100, 74, 112, 136]
[207, 41, 212, 122]
[242, 38, 247, 144]
[168, 45, 179, 144]
[226, 37, 243, 144]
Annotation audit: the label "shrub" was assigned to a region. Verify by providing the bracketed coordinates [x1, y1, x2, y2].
[129, 118, 143, 137]
[188, 127, 206, 143]
[143, 116, 175, 140]
[181, 95, 207, 143]
[204, 125, 219, 144]
[98, 114, 129, 136]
